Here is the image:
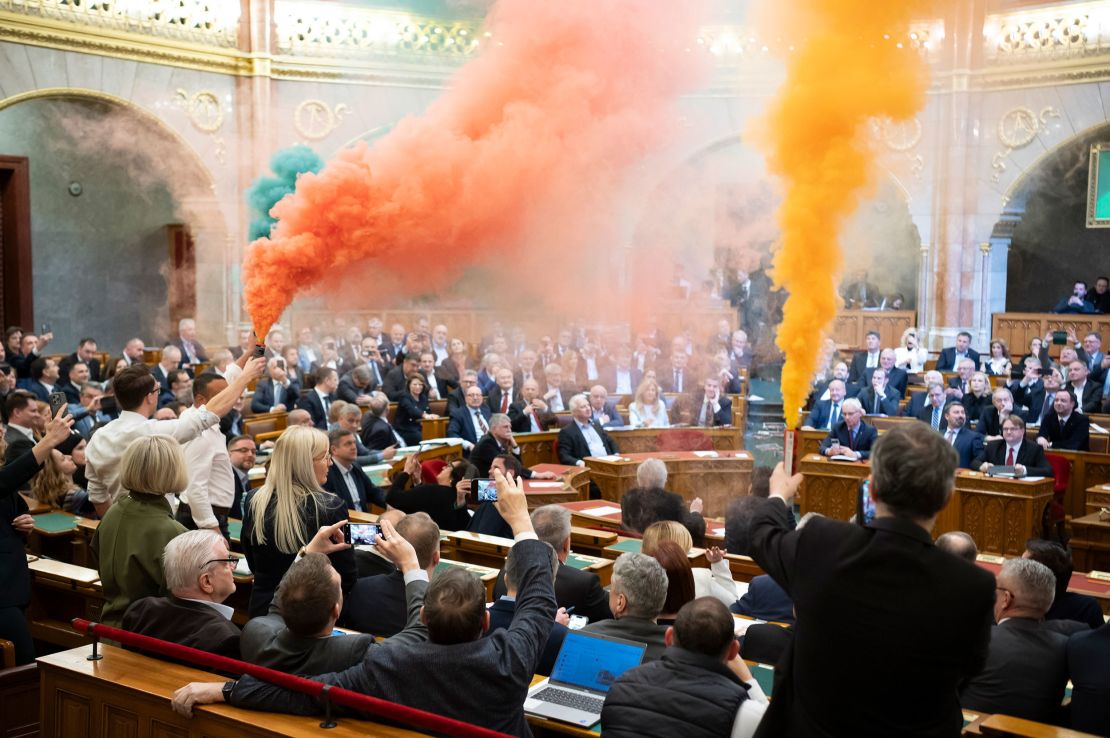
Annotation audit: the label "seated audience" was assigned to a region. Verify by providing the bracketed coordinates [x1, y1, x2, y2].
[620, 457, 697, 534]
[296, 366, 338, 430]
[941, 403, 985, 470]
[901, 369, 943, 417]
[936, 331, 981, 372]
[386, 455, 474, 532]
[173, 473, 557, 738]
[848, 330, 882, 384]
[1036, 386, 1090, 451]
[982, 339, 1012, 377]
[893, 328, 928, 374]
[803, 379, 846, 431]
[643, 520, 737, 605]
[4, 390, 42, 466]
[1067, 621, 1110, 735]
[818, 398, 876, 460]
[394, 372, 436, 446]
[251, 356, 300, 414]
[935, 531, 978, 562]
[586, 384, 624, 427]
[976, 387, 1025, 441]
[286, 408, 313, 427]
[1053, 280, 1098, 313]
[648, 540, 696, 624]
[29, 443, 85, 513]
[601, 597, 768, 738]
[689, 376, 732, 427]
[344, 512, 441, 638]
[446, 384, 492, 451]
[627, 378, 670, 429]
[1023, 538, 1104, 630]
[1066, 359, 1103, 414]
[863, 349, 908, 399]
[1007, 357, 1046, 419]
[961, 372, 994, 423]
[959, 558, 1069, 724]
[241, 426, 356, 617]
[335, 403, 394, 465]
[322, 429, 387, 513]
[359, 392, 407, 451]
[558, 393, 620, 466]
[90, 435, 191, 627]
[914, 382, 951, 430]
[974, 415, 1054, 478]
[471, 413, 545, 479]
[581, 551, 669, 661]
[337, 365, 375, 406]
[512, 378, 555, 433]
[855, 368, 899, 416]
[121, 529, 241, 658]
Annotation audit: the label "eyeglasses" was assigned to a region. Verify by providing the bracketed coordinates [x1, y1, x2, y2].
[202, 558, 238, 570]
[229, 446, 256, 455]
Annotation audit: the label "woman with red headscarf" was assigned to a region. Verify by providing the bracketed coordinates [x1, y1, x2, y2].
[385, 453, 477, 531]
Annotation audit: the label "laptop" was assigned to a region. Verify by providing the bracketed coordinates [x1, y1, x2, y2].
[524, 630, 647, 727]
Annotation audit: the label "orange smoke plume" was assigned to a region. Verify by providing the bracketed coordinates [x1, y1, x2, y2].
[243, 0, 710, 333]
[751, 0, 932, 427]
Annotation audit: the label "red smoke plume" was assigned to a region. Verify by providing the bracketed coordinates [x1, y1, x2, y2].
[244, 0, 710, 337]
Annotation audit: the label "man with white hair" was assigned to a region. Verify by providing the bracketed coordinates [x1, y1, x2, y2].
[558, 394, 619, 467]
[946, 357, 977, 400]
[430, 324, 450, 365]
[620, 458, 703, 534]
[121, 529, 241, 657]
[153, 345, 182, 393]
[818, 398, 876, 460]
[903, 370, 946, 417]
[863, 349, 908, 398]
[581, 552, 669, 661]
[959, 557, 1070, 724]
[172, 318, 209, 368]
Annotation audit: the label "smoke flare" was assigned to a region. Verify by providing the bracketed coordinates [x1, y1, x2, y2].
[243, 0, 710, 335]
[751, 0, 931, 426]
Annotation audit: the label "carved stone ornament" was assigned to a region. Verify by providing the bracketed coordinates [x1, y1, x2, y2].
[294, 100, 350, 140]
[174, 88, 224, 133]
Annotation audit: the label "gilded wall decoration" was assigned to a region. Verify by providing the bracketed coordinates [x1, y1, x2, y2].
[991, 106, 1060, 183]
[294, 100, 350, 141]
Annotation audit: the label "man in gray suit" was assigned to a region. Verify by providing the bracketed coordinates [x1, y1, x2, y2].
[172, 471, 557, 738]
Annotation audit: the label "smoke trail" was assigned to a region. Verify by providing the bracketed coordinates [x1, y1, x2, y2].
[243, 0, 709, 337]
[245, 145, 323, 241]
[750, 0, 931, 426]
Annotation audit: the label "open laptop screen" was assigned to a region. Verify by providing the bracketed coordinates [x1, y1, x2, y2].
[549, 631, 647, 693]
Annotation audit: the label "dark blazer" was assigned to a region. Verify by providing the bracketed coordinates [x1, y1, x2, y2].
[1037, 411, 1091, 451]
[446, 405, 491, 446]
[360, 414, 399, 451]
[27, 380, 54, 402]
[688, 393, 732, 427]
[486, 597, 568, 676]
[336, 374, 373, 404]
[972, 439, 1054, 477]
[864, 366, 908, 398]
[855, 386, 899, 416]
[947, 428, 986, 470]
[3, 427, 35, 467]
[342, 569, 407, 638]
[381, 365, 410, 402]
[469, 434, 532, 479]
[229, 539, 556, 738]
[486, 385, 521, 417]
[1066, 622, 1110, 734]
[818, 421, 878, 460]
[58, 351, 102, 383]
[656, 367, 694, 394]
[804, 399, 844, 430]
[1067, 381, 1104, 414]
[959, 618, 1069, 725]
[848, 351, 881, 384]
[1007, 379, 1046, 420]
[914, 402, 951, 432]
[445, 386, 468, 415]
[121, 595, 240, 658]
[393, 394, 427, 446]
[322, 463, 386, 513]
[170, 337, 209, 365]
[599, 366, 642, 395]
[0, 450, 45, 622]
[749, 497, 995, 738]
[251, 378, 301, 414]
[741, 623, 793, 668]
[295, 390, 334, 430]
[241, 489, 357, 617]
[936, 347, 982, 373]
[620, 487, 686, 534]
[901, 389, 930, 417]
[589, 401, 625, 428]
[731, 574, 794, 623]
[511, 406, 555, 434]
[59, 380, 81, 405]
[974, 406, 1027, 438]
[557, 420, 618, 466]
[492, 560, 612, 624]
[961, 392, 994, 423]
[385, 472, 471, 532]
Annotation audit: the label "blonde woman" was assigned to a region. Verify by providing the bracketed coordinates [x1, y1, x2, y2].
[242, 425, 355, 616]
[964, 371, 994, 423]
[894, 328, 929, 374]
[90, 435, 189, 627]
[628, 379, 670, 429]
[641, 520, 738, 605]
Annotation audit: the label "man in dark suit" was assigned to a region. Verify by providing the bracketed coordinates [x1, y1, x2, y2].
[936, 331, 981, 372]
[731, 574, 794, 623]
[1073, 330, 1108, 384]
[491, 504, 612, 623]
[58, 361, 90, 405]
[250, 357, 301, 414]
[487, 540, 568, 676]
[296, 366, 338, 430]
[1036, 387, 1090, 451]
[940, 403, 985, 470]
[171, 318, 209, 368]
[558, 394, 619, 467]
[818, 398, 877, 460]
[121, 530, 241, 658]
[344, 513, 440, 638]
[1007, 357, 1046, 420]
[804, 380, 847, 431]
[469, 415, 557, 481]
[176, 476, 558, 738]
[688, 377, 732, 427]
[323, 430, 387, 513]
[973, 415, 1054, 477]
[57, 337, 103, 383]
[586, 385, 625, 427]
[1065, 360, 1103, 414]
[959, 558, 1069, 725]
[485, 367, 521, 418]
[360, 393, 406, 451]
[1067, 622, 1110, 733]
[512, 379, 555, 433]
[855, 368, 900, 417]
[336, 366, 374, 407]
[3, 390, 39, 466]
[445, 371, 478, 415]
[848, 331, 882, 384]
[27, 356, 61, 402]
[537, 362, 572, 414]
[446, 385, 492, 451]
[381, 355, 419, 402]
[864, 350, 908, 398]
[657, 350, 693, 394]
[749, 422, 995, 736]
[599, 347, 641, 396]
[902, 370, 944, 417]
[741, 620, 793, 667]
[914, 382, 952, 431]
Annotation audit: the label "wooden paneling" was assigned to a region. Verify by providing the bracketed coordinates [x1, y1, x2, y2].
[0, 663, 39, 738]
[991, 312, 1110, 359]
[828, 310, 916, 350]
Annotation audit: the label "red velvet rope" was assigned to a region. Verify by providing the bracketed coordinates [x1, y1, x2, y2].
[71, 618, 512, 738]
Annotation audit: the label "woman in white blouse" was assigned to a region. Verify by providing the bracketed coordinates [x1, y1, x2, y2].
[642, 520, 739, 606]
[893, 328, 929, 373]
[627, 378, 670, 428]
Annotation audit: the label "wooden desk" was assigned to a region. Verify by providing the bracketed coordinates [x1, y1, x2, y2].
[441, 531, 513, 570]
[435, 558, 499, 600]
[585, 451, 753, 519]
[516, 426, 746, 468]
[567, 527, 619, 557]
[557, 500, 726, 545]
[27, 558, 102, 649]
[38, 645, 424, 737]
[1085, 483, 1110, 516]
[1070, 512, 1110, 572]
[523, 464, 588, 508]
[830, 310, 915, 350]
[797, 454, 870, 520]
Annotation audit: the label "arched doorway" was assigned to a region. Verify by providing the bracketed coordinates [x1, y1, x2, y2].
[0, 90, 225, 350]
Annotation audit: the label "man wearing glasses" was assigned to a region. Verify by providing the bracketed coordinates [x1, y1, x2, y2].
[973, 416, 1054, 479]
[226, 436, 257, 520]
[121, 529, 242, 658]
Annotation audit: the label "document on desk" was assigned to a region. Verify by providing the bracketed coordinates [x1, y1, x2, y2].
[580, 505, 622, 517]
[693, 450, 719, 458]
[1020, 476, 1045, 482]
[528, 482, 564, 489]
[594, 454, 623, 461]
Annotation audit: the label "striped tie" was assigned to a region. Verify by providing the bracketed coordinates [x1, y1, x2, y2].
[931, 406, 941, 430]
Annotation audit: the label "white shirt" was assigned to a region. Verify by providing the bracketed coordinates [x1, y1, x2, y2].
[615, 368, 633, 395]
[432, 342, 449, 366]
[730, 680, 769, 738]
[179, 406, 236, 528]
[1072, 382, 1087, 413]
[584, 356, 599, 381]
[547, 387, 564, 412]
[577, 421, 609, 459]
[1005, 442, 1022, 463]
[333, 460, 362, 512]
[86, 407, 218, 505]
[180, 597, 234, 620]
[40, 381, 55, 394]
[469, 407, 488, 439]
[314, 387, 332, 413]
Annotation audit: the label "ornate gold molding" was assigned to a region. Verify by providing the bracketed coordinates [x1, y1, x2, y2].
[293, 99, 349, 140]
[991, 106, 1060, 184]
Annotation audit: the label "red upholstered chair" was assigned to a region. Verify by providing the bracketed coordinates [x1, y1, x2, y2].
[1043, 453, 1071, 542]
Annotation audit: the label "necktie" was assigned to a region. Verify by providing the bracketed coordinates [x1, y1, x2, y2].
[1006, 447, 1015, 466]
[475, 410, 488, 434]
[931, 406, 941, 430]
[500, 393, 508, 413]
[828, 403, 839, 430]
[675, 370, 682, 393]
[945, 429, 956, 445]
[849, 427, 856, 449]
[873, 393, 880, 415]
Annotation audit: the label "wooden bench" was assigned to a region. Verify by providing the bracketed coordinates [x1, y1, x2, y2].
[0, 662, 38, 737]
[979, 713, 1103, 737]
[27, 557, 102, 650]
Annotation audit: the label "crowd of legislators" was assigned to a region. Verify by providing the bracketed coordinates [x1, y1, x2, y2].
[0, 310, 1107, 736]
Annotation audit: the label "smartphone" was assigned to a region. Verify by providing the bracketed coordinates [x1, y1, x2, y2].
[48, 391, 68, 418]
[471, 478, 497, 502]
[345, 522, 382, 546]
[856, 480, 876, 526]
[274, 358, 285, 371]
[40, 323, 51, 335]
[1052, 331, 1068, 346]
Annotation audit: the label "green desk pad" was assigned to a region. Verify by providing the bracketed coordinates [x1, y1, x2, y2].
[750, 662, 774, 697]
[565, 553, 604, 570]
[606, 539, 642, 554]
[436, 561, 494, 576]
[228, 520, 243, 541]
[32, 512, 79, 533]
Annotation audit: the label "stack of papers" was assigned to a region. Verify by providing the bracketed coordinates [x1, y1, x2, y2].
[693, 450, 719, 458]
[580, 505, 622, 517]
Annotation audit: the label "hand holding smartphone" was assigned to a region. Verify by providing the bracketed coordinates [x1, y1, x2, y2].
[471, 478, 497, 502]
[345, 522, 382, 546]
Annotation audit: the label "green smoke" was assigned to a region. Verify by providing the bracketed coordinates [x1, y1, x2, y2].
[245, 144, 324, 241]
